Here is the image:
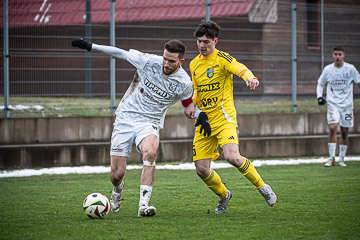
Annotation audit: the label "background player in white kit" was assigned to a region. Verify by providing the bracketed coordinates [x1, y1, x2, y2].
[316, 46, 360, 167]
[72, 38, 202, 217]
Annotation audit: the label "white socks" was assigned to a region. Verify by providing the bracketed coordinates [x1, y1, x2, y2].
[139, 185, 153, 207]
[339, 144, 347, 162]
[328, 143, 336, 159]
[328, 143, 347, 162]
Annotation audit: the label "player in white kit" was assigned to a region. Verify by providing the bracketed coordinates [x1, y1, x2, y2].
[72, 38, 199, 217]
[316, 46, 360, 167]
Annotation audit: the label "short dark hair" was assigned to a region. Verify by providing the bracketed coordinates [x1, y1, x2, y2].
[333, 46, 345, 52]
[193, 20, 220, 39]
[164, 39, 186, 59]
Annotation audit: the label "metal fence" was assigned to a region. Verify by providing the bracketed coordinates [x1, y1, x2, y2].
[1, 0, 360, 117]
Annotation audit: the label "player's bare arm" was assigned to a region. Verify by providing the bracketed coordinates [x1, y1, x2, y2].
[246, 78, 259, 90]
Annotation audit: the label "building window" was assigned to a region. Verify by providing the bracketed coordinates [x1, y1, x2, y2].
[306, 0, 320, 49]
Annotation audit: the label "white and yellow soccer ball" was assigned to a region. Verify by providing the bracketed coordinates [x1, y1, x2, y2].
[83, 193, 110, 219]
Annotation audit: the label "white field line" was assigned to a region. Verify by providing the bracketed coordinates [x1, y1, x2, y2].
[1, 156, 360, 178]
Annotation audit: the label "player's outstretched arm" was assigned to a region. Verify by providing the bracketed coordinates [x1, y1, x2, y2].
[72, 38, 92, 51]
[72, 38, 130, 60]
[195, 112, 211, 137]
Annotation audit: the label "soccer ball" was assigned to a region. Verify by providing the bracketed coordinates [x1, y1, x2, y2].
[83, 193, 110, 219]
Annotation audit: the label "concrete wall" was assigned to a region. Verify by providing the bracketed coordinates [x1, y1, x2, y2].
[0, 113, 359, 169]
[1, 113, 359, 144]
[0, 117, 114, 144]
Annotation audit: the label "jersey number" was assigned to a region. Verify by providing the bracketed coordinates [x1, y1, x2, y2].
[345, 114, 353, 122]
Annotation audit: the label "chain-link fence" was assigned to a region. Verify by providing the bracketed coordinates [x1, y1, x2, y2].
[1, 0, 360, 117]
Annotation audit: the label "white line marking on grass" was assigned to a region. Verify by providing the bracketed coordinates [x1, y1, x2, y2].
[1, 156, 360, 178]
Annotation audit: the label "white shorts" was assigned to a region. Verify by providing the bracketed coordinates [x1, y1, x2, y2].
[110, 121, 160, 157]
[327, 103, 354, 128]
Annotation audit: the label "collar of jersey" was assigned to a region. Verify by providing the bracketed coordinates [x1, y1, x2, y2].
[199, 49, 218, 60]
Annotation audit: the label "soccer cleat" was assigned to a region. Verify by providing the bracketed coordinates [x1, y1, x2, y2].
[110, 182, 124, 213]
[215, 190, 232, 214]
[138, 205, 156, 217]
[338, 161, 347, 167]
[324, 157, 336, 167]
[258, 183, 277, 207]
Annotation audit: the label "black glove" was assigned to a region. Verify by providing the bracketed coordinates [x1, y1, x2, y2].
[317, 97, 326, 105]
[195, 112, 211, 137]
[72, 38, 92, 51]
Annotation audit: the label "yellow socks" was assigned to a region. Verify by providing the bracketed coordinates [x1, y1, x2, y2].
[202, 158, 264, 198]
[202, 169, 228, 199]
[238, 157, 264, 189]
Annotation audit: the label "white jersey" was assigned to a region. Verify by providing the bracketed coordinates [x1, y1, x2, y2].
[92, 44, 193, 128]
[316, 62, 360, 108]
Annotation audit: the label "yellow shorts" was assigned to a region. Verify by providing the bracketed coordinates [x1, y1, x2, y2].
[193, 122, 239, 161]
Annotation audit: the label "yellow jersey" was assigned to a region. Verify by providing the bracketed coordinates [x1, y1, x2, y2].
[189, 49, 256, 128]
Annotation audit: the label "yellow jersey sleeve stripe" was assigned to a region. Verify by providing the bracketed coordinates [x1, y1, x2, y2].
[216, 50, 256, 82]
[217, 51, 233, 63]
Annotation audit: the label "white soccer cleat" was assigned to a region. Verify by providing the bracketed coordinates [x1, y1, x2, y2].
[110, 182, 124, 213]
[138, 205, 156, 217]
[324, 157, 336, 167]
[215, 190, 232, 214]
[258, 183, 277, 207]
[338, 161, 347, 167]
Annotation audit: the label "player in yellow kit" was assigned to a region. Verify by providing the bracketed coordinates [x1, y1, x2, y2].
[185, 21, 277, 213]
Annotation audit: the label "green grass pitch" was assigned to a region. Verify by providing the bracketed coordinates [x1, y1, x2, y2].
[1, 162, 360, 239]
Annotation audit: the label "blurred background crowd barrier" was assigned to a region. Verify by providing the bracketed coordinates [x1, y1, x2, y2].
[1, 0, 359, 117]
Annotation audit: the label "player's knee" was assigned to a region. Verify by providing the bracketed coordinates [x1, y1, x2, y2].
[224, 153, 243, 167]
[329, 124, 338, 133]
[110, 156, 126, 179]
[142, 151, 157, 162]
[110, 168, 125, 184]
[195, 165, 210, 178]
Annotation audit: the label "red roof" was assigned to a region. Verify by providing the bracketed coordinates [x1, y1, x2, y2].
[1, 0, 255, 28]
